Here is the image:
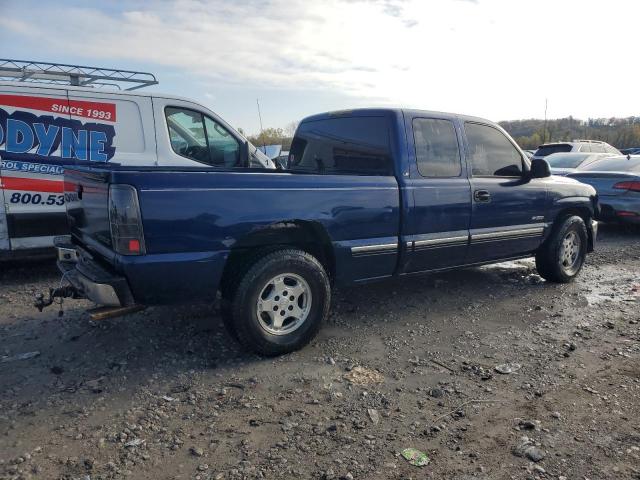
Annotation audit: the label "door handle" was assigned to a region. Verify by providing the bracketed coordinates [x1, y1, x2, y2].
[474, 190, 491, 203]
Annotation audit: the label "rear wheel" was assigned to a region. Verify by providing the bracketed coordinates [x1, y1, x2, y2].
[535, 215, 588, 283]
[228, 249, 331, 356]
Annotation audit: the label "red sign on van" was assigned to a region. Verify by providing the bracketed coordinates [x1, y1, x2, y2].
[0, 95, 116, 122]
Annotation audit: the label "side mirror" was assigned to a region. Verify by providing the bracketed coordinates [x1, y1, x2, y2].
[530, 158, 551, 179]
[240, 140, 251, 167]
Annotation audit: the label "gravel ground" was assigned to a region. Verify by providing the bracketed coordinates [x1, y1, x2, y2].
[1, 223, 639, 480]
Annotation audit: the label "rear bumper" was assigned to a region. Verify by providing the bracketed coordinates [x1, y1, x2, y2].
[56, 237, 133, 307]
[599, 197, 640, 224]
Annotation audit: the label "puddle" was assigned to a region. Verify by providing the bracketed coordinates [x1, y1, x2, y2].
[580, 265, 640, 305]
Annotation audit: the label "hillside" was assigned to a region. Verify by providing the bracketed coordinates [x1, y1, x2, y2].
[499, 116, 640, 150]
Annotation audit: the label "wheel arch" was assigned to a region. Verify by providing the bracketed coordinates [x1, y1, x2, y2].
[550, 202, 595, 251]
[220, 220, 336, 295]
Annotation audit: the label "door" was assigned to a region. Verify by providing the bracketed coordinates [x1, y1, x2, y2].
[402, 115, 472, 273]
[0, 85, 71, 251]
[463, 122, 548, 263]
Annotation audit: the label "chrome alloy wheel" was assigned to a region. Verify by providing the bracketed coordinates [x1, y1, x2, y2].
[559, 231, 582, 275]
[256, 273, 312, 335]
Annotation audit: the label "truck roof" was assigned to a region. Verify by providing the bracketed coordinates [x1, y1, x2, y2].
[300, 107, 493, 125]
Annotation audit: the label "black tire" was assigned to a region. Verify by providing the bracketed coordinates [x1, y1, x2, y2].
[229, 249, 331, 356]
[220, 248, 279, 341]
[535, 215, 588, 283]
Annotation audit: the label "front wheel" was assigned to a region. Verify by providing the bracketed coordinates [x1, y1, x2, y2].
[535, 215, 588, 283]
[229, 249, 331, 356]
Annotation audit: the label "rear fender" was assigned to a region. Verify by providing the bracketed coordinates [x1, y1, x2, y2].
[223, 220, 336, 281]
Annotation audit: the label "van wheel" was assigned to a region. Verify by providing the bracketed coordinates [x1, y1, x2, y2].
[535, 216, 588, 283]
[229, 249, 331, 356]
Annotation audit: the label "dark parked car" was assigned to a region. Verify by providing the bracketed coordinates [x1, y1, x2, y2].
[49, 108, 598, 355]
[568, 155, 640, 224]
[620, 147, 640, 155]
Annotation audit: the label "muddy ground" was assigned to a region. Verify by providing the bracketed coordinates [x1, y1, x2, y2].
[1, 224, 639, 480]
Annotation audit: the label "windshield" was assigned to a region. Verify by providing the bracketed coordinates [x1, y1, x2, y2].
[546, 153, 589, 168]
[534, 144, 572, 157]
[579, 156, 640, 173]
[546, 153, 610, 169]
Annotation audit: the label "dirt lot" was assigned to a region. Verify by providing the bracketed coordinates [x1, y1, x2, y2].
[1, 224, 639, 480]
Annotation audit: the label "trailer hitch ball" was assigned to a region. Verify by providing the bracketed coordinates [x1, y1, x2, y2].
[34, 285, 82, 314]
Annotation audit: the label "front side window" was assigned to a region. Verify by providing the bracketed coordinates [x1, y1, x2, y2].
[413, 118, 461, 177]
[466, 123, 523, 177]
[289, 116, 392, 175]
[165, 107, 240, 167]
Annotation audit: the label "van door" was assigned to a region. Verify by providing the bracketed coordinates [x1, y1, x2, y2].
[152, 97, 245, 167]
[401, 115, 472, 273]
[66, 91, 156, 166]
[463, 122, 548, 263]
[0, 85, 71, 251]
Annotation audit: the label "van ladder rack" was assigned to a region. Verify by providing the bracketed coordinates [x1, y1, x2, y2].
[0, 59, 158, 91]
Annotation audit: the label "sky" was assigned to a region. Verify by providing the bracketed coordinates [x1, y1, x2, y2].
[1, 0, 638, 135]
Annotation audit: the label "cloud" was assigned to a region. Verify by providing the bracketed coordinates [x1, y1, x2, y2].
[1, 0, 639, 123]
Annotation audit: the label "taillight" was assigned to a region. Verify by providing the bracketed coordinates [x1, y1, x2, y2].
[108, 184, 146, 255]
[613, 181, 640, 192]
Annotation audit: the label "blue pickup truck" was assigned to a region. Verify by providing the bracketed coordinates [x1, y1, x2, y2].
[49, 108, 599, 355]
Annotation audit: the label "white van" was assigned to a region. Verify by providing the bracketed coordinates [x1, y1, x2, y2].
[0, 60, 273, 258]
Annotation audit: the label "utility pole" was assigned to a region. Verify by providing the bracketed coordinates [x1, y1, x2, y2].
[256, 99, 265, 149]
[543, 98, 548, 143]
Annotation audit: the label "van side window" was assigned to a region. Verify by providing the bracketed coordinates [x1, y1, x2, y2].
[165, 107, 240, 167]
[465, 123, 523, 177]
[413, 118, 461, 177]
[289, 116, 392, 175]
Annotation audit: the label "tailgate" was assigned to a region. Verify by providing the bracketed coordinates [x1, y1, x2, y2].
[64, 167, 112, 249]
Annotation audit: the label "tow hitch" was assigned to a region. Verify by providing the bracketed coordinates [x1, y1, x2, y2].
[34, 285, 83, 316]
[35, 285, 144, 320]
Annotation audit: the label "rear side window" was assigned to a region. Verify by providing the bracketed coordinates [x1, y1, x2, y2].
[289, 116, 392, 175]
[590, 143, 605, 153]
[579, 144, 591, 153]
[466, 123, 523, 177]
[534, 144, 572, 157]
[413, 118, 461, 177]
[165, 107, 240, 167]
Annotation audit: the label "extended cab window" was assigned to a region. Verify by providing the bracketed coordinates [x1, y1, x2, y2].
[466, 123, 523, 177]
[165, 107, 240, 167]
[289, 116, 392, 175]
[413, 118, 461, 177]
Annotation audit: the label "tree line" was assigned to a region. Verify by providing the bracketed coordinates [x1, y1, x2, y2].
[499, 116, 640, 150]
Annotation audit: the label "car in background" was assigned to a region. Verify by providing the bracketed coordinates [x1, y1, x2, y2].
[532, 140, 621, 160]
[568, 155, 640, 224]
[275, 150, 289, 169]
[620, 147, 640, 155]
[523, 150, 534, 159]
[545, 152, 613, 175]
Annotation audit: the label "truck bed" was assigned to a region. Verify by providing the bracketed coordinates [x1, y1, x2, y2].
[64, 166, 401, 304]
